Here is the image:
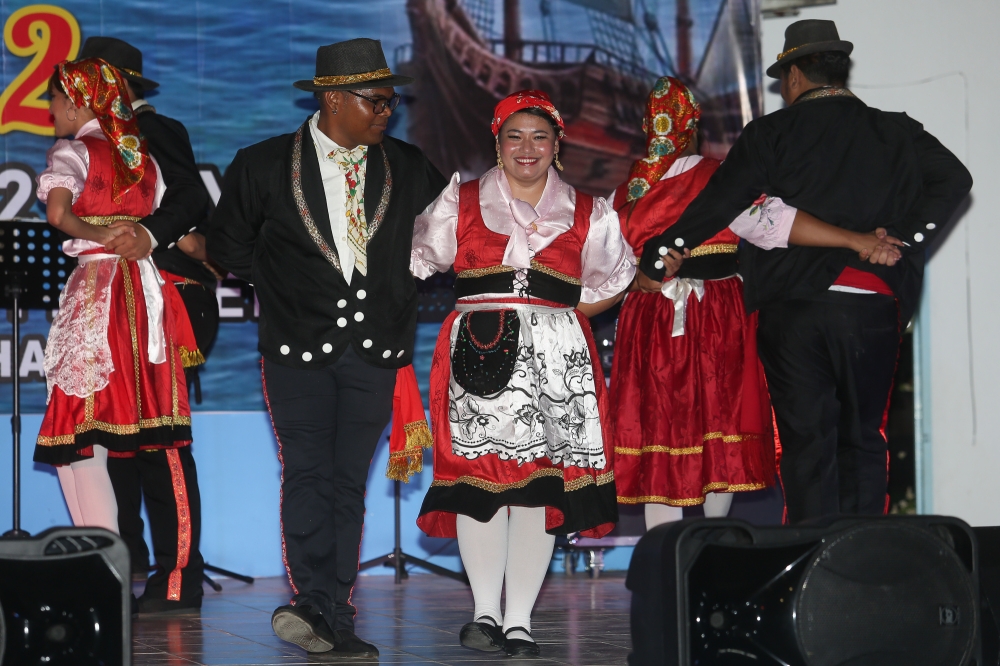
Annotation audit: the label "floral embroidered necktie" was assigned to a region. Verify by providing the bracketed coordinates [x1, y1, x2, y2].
[329, 145, 369, 275]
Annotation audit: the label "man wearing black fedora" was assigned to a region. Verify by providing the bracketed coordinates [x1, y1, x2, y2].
[208, 38, 446, 658]
[637, 20, 972, 523]
[79, 36, 214, 614]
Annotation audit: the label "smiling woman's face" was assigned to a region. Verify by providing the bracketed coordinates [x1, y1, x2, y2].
[498, 111, 557, 190]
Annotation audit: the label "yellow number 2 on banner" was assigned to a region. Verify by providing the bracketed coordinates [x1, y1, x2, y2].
[0, 5, 81, 136]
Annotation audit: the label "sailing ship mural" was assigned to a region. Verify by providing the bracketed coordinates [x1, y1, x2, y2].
[398, 0, 763, 195]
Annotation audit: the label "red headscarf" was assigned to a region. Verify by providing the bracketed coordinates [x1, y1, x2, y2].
[625, 77, 700, 202]
[491, 89, 565, 138]
[57, 57, 148, 202]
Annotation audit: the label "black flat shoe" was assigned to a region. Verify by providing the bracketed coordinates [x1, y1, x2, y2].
[136, 594, 202, 616]
[325, 629, 379, 658]
[504, 626, 540, 658]
[271, 604, 336, 653]
[459, 617, 505, 652]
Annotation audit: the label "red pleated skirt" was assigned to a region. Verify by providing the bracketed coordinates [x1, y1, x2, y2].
[34, 258, 192, 465]
[610, 276, 775, 506]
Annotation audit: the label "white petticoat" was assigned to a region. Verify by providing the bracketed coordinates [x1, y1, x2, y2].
[447, 302, 606, 469]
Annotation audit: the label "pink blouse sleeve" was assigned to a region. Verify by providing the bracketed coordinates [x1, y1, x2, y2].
[411, 172, 461, 279]
[579, 196, 635, 303]
[37, 139, 89, 203]
[728, 195, 796, 250]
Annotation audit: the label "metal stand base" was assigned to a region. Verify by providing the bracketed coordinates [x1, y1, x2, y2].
[358, 480, 467, 585]
[202, 562, 254, 591]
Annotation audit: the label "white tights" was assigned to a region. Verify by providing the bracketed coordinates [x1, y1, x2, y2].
[456, 506, 555, 643]
[644, 492, 733, 531]
[56, 444, 119, 534]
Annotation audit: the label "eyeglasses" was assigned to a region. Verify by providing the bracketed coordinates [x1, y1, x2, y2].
[346, 90, 401, 115]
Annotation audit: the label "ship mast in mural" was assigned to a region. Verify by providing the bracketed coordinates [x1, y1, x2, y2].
[398, 0, 762, 194]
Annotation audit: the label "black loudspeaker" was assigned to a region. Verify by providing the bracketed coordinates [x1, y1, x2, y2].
[974, 527, 1000, 665]
[627, 516, 981, 666]
[0, 527, 131, 666]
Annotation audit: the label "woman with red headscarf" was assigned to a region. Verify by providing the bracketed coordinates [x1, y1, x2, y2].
[610, 77, 903, 527]
[33, 58, 195, 534]
[411, 90, 633, 656]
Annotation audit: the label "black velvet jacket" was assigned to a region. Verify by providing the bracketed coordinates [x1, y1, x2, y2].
[135, 104, 215, 285]
[639, 92, 973, 322]
[207, 121, 447, 369]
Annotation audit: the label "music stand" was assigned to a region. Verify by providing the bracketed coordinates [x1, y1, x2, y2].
[359, 450, 467, 584]
[0, 219, 68, 539]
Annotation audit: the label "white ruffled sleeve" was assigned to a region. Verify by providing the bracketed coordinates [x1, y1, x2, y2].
[37, 139, 89, 203]
[579, 196, 635, 303]
[729, 195, 796, 251]
[411, 171, 461, 279]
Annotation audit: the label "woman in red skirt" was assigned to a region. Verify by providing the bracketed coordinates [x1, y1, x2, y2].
[610, 77, 905, 528]
[33, 58, 194, 534]
[412, 90, 633, 656]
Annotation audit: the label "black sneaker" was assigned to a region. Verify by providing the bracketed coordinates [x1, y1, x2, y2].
[459, 617, 505, 652]
[271, 605, 336, 653]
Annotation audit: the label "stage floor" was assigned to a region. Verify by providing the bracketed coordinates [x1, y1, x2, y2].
[133, 573, 632, 665]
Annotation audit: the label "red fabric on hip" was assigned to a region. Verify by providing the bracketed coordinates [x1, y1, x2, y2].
[832, 266, 894, 296]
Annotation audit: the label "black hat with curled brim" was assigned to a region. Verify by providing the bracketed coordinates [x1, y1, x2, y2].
[79, 36, 160, 90]
[294, 38, 414, 92]
[766, 19, 853, 79]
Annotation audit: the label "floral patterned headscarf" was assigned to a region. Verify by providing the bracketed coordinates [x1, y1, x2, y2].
[491, 89, 565, 138]
[57, 57, 148, 202]
[625, 77, 701, 202]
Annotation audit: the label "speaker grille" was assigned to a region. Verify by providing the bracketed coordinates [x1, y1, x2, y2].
[43, 535, 115, 556]
[796, 523, 976, 666]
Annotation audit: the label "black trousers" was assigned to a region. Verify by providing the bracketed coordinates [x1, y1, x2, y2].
[262, 347, 396, 632]
[108, 447, 205, 601]
[108, 279, 217, 600]
[756, 291, 900, 524]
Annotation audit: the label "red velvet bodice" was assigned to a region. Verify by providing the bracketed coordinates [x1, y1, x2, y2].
[612, 157, 738, 254]
[71, 135, 157, 218]
[455, 179, 592, 277]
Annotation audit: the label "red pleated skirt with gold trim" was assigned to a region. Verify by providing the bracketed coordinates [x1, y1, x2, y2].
[34, 257, 193, 465]
[610, 276, 775, 506]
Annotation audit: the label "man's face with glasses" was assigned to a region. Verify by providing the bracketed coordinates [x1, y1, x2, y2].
[326, 86, 399, 147]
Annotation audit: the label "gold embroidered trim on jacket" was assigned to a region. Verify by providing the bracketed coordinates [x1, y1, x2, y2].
[80, 215, 142, 227]
[690, 244, 738, 258]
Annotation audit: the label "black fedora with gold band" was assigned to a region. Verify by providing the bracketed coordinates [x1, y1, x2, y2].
[80, 36, 160, 90]
[766, 19, 853, 79]
[293, 38, 413, 92]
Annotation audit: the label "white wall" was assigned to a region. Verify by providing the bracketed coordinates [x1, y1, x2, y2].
[762, 0, 1000, 525]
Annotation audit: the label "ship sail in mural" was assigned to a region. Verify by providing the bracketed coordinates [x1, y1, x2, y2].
[398, 0, 762, 194]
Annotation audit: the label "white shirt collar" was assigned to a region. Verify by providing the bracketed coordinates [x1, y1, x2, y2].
[131, 98, 150, 111]
[308, 111, 344, 160]
[662, 154, 704, 180]
[73, 118, 104, 140]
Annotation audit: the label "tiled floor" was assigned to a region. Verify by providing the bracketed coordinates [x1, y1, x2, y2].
[132, 572, 632, 665]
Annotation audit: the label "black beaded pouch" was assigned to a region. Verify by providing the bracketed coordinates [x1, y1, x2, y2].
[451, 310, 520, 398]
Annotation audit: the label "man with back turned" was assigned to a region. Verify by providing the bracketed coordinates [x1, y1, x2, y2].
[638, 20, 972, 523]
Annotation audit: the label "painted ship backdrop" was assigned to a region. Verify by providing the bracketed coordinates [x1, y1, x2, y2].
[399, 0, 762, 195]
[0, 0, 761, 413]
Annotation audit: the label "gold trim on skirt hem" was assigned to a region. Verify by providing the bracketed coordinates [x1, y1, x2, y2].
[430, 468, 613, 494]
[617, 482, 769, 506]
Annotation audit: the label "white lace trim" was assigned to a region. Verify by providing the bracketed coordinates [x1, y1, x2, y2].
[44, 259, 117, 402]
